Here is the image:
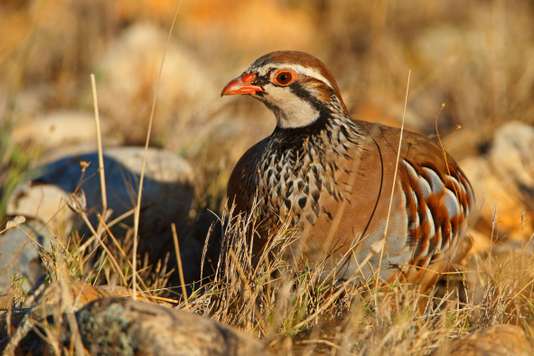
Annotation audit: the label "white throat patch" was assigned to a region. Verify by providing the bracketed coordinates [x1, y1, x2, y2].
[263, 84, 319, 129]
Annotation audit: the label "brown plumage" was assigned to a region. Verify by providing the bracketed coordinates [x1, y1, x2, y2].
[222, 51, 474, 285]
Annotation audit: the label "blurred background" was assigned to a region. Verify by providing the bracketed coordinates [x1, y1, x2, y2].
[0, 0, 533, 251]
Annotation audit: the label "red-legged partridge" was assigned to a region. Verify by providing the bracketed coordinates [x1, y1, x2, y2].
[222, 51, 474, 286]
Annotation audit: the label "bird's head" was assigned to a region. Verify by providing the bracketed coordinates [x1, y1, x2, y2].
[221, 51, 348, 129]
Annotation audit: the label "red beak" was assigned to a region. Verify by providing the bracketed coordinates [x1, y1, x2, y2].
[221, 72, 263, 96]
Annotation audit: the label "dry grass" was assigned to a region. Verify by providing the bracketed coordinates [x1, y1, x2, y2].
[174, 207, 534, 355]
[0, 0, 533, 354]
[1, 200, 532, 354]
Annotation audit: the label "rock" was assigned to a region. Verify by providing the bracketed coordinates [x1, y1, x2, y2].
[4, 146, 199, 284]
[461, 121, 534, 243]
[489, 121, 534, 212]
[8, 147, 194, 232]
[0, 281, 158, 350]
[1, 297, 268, 355]
[461, 157, 532, 242]
[3, 86, 49, 124]
[447, 324, 533, 356]
[11, 111, 117, 154]
[76, 298, 267, 356]
[97, 23, 216, 144]
[0, 219, 51, 293]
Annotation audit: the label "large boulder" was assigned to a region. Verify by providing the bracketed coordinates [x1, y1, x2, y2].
[2, 147, 199, 292]
[7, 146, 194, 237]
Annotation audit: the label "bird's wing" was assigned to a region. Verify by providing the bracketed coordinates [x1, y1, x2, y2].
[369, 122, 475, 268]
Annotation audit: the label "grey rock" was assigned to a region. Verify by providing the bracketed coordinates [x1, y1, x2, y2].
[0, 219, 51, 293]
[1, 297, 268, 355]
[11, 111, 116, 152]
[460, 121, 534, 243]
[75, 297, 268, 356]
[489, 121, 534, 211]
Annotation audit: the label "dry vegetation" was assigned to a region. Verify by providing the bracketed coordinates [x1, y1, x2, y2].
[0, 0, 533, 355]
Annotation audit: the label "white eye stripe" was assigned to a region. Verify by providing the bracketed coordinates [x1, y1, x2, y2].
[254, 64, 334, 89]
[282, 64, 334, 89]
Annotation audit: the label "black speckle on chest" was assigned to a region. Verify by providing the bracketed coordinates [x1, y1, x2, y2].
[255, 120, 357, 228]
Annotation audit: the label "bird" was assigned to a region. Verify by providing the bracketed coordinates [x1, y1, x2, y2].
[221, 50, 474, 286]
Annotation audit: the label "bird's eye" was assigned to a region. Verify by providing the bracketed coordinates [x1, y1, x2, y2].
[273, 70, 295, 86]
